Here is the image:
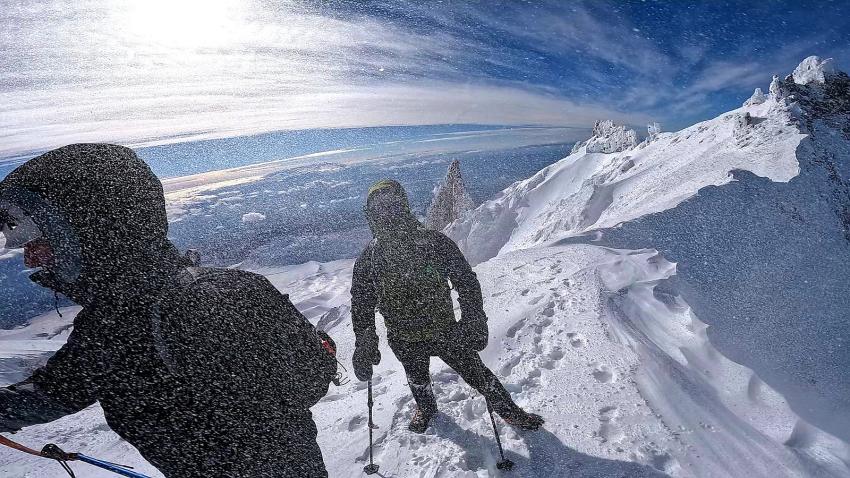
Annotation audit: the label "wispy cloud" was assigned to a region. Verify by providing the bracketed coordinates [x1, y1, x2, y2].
[0, 0, 650, 158]
[0, 0, 847, 159]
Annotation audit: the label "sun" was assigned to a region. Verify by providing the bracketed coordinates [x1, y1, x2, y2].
[120, 0, 246, 50]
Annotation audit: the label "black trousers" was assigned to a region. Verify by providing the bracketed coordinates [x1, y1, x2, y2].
[388, 339, 520, 417]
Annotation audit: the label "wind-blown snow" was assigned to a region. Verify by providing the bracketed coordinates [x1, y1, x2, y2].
[2, 56, 850, 478]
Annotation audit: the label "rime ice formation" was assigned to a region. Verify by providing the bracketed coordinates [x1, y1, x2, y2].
[792, 55, 837, 85]
[571, 120, 639, 154]
[647, 122, 662, 141]
[744, 87, 767, 106]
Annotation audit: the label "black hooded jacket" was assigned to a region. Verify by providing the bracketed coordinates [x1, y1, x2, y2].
[351, 180, 486, 345]
[0, 144, 333, 477]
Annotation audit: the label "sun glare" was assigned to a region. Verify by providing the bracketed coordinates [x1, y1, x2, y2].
[120, 0, 246, 49]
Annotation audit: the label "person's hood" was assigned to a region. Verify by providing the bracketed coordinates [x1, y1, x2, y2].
[0, 143, 185, 303]
[365, 179, 422, 241]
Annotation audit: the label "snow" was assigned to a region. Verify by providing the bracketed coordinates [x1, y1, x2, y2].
[241, 211, 267, 223]
[571, 120, 639, 155]
[446, 94, 803, 266]
[793, 56, 837, 85]
[744, 88, 767, 106]
[3, 56, 850, 477]
[3, 247, 848, 477]
[647, 122, 662, 141]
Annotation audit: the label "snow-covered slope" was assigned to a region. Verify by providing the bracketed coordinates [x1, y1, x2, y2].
[3, 246, 849, 477]
[445, 55, 850, 450]
[446, 87, 804, 266]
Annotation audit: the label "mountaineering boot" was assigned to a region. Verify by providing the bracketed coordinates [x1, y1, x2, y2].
[409, 406, 436, 433]
[483, 378, 544, 431]
[498, 408, 545, 431]
[408, 381, 437, 433]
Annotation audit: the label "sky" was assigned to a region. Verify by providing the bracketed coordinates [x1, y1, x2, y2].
[1, 0, 849, 161]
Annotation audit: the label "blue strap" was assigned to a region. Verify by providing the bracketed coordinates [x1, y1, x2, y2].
[76, 454, 153, 478]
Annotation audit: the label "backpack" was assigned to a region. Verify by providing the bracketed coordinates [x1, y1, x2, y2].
[152, 267, 338, 410]
[369, 234, 457, 342]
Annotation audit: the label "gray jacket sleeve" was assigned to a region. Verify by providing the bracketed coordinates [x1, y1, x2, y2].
[434, 232, 486, 324]
[0, 313, 99, 433]
[350, 246, 379, 347]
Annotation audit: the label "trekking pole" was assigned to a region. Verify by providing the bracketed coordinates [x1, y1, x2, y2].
[1, 435, 153, 478]
[486, 399, 515, 471]
[363, 379, 380, 475]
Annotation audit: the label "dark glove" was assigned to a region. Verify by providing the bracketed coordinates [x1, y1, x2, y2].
[454, 316, 489, 351]
[352, 337, 381, 382]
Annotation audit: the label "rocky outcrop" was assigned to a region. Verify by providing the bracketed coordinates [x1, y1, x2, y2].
[425, 159, 474, 231]
[572, 120, 638, 154]
[792, 56, 838, 85]
[743, 87, 767, 106]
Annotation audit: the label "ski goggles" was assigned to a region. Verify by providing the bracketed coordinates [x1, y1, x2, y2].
[0, 200, 42, 249]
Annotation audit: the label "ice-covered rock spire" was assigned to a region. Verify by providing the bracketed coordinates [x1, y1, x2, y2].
[571, 120, 638, 154]
[769, 75, 782, 97]
[767, 55, 850, 119]
[647, 122, 662, 141]
[792, 56, 837, 85]
[425, 159, 474, 231]
[743, 87, 766, 106]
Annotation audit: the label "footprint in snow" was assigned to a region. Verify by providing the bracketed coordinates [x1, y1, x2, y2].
[347, 414, 366, 431]
[505, 318, 526, 338]
[591, 362, 617, 383]
[567, 332, 587, 348]
[499, 353, 524, 376]
[598, 405, 625, 443]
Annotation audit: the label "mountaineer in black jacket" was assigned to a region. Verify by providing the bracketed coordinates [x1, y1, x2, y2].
[350, 179, 543, 433]
[0, 144, 335, 477]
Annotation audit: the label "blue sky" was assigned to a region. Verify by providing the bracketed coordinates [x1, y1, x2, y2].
[1, 0, 848, 160]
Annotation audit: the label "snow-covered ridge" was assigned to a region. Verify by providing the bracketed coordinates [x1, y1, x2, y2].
[446, 55, 850, 459]
[3, 56, 850, 478]
[447, 83, 804, 265]
[4, 245, 849, 477]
